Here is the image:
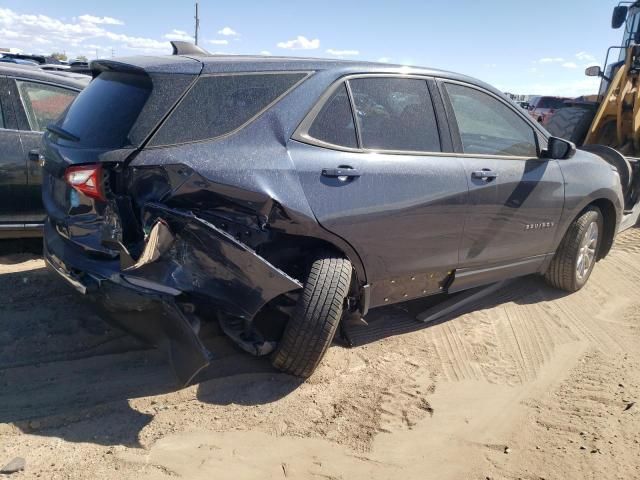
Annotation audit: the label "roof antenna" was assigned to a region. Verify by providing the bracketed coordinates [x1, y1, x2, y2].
[194, 1, 200, 46]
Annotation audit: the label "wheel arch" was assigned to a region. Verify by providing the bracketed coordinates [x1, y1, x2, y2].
[256, 232, 363, 293]
[588, 198, 617, 260]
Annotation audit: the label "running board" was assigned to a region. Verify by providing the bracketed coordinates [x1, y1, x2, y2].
[416, 281, 508, 323]
[620, 200, 640, 232]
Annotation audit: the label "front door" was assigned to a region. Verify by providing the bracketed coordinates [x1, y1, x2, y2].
[441, 82, 565, 273]
[290, 76, 469, 307]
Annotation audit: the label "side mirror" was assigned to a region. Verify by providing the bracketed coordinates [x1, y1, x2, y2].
[585, 65, 602, 77]
[612, 5, 628, 29]
[543, 136, 576, 160]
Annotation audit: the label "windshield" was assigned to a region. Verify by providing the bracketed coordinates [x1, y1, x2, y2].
[619, 9, 640, 60]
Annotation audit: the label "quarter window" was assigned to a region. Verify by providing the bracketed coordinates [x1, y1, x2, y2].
[348, 77, 440, 152]
[16, 80, 77, 132]
[151, 72, 306, 145]
[445, 83, 538, 157]
[307, 83, 357, 148]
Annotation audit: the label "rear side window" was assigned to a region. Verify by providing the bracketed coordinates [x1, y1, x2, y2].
[308, 83, 357, 148]
[445, 83, 538, 157]
[57, 72, 152, 148]
[348, 77, 440, 152]
[150, 73, 306, 146]
[16, 80, 77, 132]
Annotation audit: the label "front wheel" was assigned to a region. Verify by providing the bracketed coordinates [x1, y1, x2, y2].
[271, 252, 352, 378]
[545, 207, 603, 292]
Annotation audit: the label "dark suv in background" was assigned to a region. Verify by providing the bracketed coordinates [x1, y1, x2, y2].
[0, 64, 86, 238]
[41, 45, 623, 384]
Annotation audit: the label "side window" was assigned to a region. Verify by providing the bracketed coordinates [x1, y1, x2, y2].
[151, 73, 306, 145]
[348, 77, 440, 152]
[444, 83, 538, 157]
[16, 80, 77, 132]
[307, 83, 357, 148]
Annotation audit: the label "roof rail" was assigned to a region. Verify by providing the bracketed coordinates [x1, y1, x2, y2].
[170, 41, 210, 56]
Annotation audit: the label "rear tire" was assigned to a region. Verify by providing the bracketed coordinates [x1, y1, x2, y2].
[271, 252, 352, 378]
[545, 107, 596, 146]
[545, 207, 603, 292]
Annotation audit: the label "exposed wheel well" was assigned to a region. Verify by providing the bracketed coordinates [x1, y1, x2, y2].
[256, 234, 360, 288]
[587, 199, 617, 259]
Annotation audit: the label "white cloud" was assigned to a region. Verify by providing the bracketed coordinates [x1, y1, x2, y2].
[484, 63, 497, 68]
[0, 7, 170, 58]
[208, 39, 228, 45]
[164, 29, 193, 42]
[77, 14, 124, 25]
[377, 56, 391, 63]
[576, 51, 597, 63]
[326, 48, 359, 56]
[260, 50, 272, 56]
[562, 62, 578, 69]
[218, 26, 238, 36]
[277, 35, 320, 50]
[538, 57, 565, 63]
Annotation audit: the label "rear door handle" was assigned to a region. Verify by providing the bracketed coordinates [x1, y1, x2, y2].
[321, 167, 361, 179]
[471, 169, 498, 180]
[28, 149, 41, 163]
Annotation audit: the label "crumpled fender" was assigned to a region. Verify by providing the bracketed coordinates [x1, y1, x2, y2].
[123, 202, 303, 321]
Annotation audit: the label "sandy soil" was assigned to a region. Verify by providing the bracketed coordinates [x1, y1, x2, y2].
[0, 229, 639, 479]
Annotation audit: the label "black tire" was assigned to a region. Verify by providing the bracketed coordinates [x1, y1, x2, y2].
[545, 207, 603, 292]
[271, 252, 352, 377]
[545, 107, 596, 146]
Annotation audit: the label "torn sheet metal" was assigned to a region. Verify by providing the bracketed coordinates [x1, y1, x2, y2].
[127, 202, 303, 321]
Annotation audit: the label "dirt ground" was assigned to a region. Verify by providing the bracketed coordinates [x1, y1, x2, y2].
[1, 228, 639, 480]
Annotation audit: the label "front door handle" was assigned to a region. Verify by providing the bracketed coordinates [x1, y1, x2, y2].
[471, 169, 498, 180]
[322, 167, 361, 179]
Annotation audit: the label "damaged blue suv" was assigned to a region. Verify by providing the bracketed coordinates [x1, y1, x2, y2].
[42, 43, 624, 385]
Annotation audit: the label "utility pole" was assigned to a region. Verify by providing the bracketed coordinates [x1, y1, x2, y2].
[194, 1, 200, 45]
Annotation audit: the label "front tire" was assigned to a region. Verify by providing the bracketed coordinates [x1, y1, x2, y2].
[545, 207, 603, 292]
[271, 252, 352, 378]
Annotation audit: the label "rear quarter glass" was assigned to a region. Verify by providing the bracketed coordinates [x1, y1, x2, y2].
[148, 72, 307, 146]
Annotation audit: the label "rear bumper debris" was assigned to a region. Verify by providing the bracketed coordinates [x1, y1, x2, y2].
[43, 203, 303, 385]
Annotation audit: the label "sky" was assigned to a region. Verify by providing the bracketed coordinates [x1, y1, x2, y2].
[0, 0, 625, 96]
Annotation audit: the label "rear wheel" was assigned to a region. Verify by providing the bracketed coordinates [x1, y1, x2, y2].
[545, 107, 596, 146]
[271, 251, 352, 377]
[545, 207, 603, 292]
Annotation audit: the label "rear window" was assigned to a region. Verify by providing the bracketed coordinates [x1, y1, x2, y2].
[349, 77, 440, 152]
[55, 71, 195, 149]
[149, 72, 306, 146]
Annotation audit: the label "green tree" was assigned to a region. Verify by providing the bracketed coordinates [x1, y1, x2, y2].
[50, 52, 67, 61]
[75, 55, 88, 62]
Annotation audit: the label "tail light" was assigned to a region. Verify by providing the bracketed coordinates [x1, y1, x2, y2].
[64, 164, 106, 201]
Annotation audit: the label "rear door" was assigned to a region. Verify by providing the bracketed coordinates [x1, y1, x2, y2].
[0, 75, 29, 227]
[440, 81, 564, 279]
[8, 77, 79, 224]
[291, 75, 469, 307]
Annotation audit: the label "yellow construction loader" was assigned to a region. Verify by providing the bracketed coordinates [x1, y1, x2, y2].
[546, 1, 640, 231]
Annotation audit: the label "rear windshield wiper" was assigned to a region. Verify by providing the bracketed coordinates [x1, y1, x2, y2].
[46, 124, 80, 142]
